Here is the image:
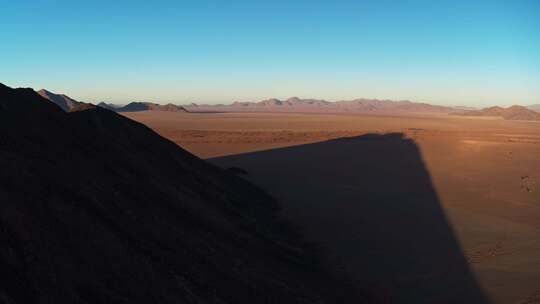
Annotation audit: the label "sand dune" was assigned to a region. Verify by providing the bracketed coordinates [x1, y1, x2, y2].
[0, 84, 356, 303]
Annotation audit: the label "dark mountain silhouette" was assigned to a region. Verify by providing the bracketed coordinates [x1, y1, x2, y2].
[211, 134, 489, 303]
[185, 97, 455, 113]
[97, 101, 187, 112]
[0, 83, 357, 303]
[453, 105, 540, 121]
[37, 89, 84, 112]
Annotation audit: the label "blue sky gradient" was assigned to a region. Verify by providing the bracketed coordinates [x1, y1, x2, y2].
[1, 0, 539, 106]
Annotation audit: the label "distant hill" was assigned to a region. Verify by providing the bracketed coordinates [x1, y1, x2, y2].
[231, 97, 331, 107]
[98, 101, 187, 112]
[0, 83, 355, 303]
[527, 104, 540, 112]
[185, 97, 456, 114]
[37, 89, 85, 112]
[38, 89, 187, 113]
[451, 106, 478, 111]
[454, 106, 505, 117]
[96, 101, 121, 111]
[503, 105, 540, 120]
[452, 105, 540, 121]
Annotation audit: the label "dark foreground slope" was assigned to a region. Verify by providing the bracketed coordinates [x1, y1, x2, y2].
[0, 84, 356, 303]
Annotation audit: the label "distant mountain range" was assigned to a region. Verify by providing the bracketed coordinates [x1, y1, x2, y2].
[452, 105, 540, 121]
[184, 97, 457, 114]
[36, 88, 540, 119]
[98, 101, 187, 112]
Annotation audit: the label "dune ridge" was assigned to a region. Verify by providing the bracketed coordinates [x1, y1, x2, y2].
[0, 83, 357, 304]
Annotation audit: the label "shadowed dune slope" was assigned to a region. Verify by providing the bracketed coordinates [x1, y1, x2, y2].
[212, 133, 490, 304]
[0, 83, 359, 303]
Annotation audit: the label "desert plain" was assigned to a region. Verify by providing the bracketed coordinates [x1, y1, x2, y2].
[126, 111, 540, 304]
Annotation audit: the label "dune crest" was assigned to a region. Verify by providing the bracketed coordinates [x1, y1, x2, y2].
[0, 83, 355, 303]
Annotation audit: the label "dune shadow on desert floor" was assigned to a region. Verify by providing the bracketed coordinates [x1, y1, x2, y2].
[211, 133, 490, 304]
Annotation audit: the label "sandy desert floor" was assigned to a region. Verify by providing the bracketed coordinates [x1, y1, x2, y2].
[125, 111, 540, 304]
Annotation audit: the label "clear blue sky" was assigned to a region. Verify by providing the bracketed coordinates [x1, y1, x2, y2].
[2, 0, 539, 106]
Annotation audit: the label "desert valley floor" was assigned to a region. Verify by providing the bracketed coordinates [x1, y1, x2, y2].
[126, 111, 540, 304]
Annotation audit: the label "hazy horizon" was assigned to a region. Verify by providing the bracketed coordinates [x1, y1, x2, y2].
[2, 0, 539, 107]
[11, 85, 539, 109]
